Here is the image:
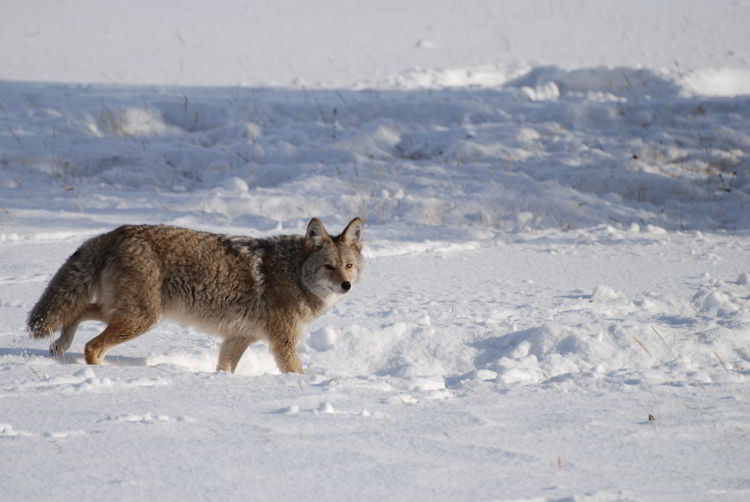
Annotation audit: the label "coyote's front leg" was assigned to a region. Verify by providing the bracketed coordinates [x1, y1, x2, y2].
[217, 336, 256, 373]
[270, 334, 304, 374]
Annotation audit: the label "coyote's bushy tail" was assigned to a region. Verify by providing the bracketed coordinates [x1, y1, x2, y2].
[27, 237, 104, 338]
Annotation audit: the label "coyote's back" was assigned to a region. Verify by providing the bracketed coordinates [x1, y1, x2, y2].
[27, 217, 364, 373]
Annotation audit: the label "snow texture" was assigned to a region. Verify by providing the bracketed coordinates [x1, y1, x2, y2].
[1, 2, 750, 502]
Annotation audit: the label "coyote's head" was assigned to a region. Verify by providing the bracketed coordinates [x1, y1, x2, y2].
[301, 217, 363, 305]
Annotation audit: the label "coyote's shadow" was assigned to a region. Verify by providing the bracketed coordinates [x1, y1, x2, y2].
[0, 347, 148, 367]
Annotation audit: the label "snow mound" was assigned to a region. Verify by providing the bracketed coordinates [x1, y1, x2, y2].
[375, 64, 750, 99]
[506, 66, 682, 100]
[681, 68, 750, 97]
[300, 259, 750, 388]
[91, 106, 182, 137]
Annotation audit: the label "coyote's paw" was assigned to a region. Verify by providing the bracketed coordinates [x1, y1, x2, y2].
[49, 340, 67, 357]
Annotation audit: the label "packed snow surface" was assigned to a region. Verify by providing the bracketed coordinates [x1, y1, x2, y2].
[2, 2, 750, 501]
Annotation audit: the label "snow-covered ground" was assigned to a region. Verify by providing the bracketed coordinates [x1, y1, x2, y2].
[2, 2, 750, 501]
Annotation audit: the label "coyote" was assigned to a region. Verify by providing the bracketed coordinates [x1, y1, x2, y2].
[27, 217, 363, 373]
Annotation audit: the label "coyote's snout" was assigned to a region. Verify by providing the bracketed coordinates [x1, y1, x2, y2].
[27, 217, 364, 373]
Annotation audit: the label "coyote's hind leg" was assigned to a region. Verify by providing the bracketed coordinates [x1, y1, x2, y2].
[83, 251, 161, 365]
[84, 314, 157, 365]
[50, 303, 107, 356]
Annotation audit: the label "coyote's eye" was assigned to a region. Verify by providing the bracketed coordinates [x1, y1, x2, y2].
[345, 263, 353, 269]
[324, 264, 334, 270]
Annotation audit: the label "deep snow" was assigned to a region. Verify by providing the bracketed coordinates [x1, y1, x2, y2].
[2, 2, 750, 501]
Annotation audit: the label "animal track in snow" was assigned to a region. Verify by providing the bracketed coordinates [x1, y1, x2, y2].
[3, 367, 169, 396]
[99, 413, 198, 424]
[0, 423, 85, 440]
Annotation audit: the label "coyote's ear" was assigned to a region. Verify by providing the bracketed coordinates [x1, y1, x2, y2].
[341, 217, 363, 250]
[306, 218, 330, 248]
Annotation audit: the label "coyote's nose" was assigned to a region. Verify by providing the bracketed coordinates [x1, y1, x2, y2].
[341, 281, 351, 292]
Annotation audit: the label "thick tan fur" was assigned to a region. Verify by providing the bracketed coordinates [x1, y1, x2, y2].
[27, 217, 363, 373]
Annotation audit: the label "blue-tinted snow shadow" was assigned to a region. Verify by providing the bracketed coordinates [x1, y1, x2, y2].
[654, 314, 697, 328]
[0, 347, 148, 367]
